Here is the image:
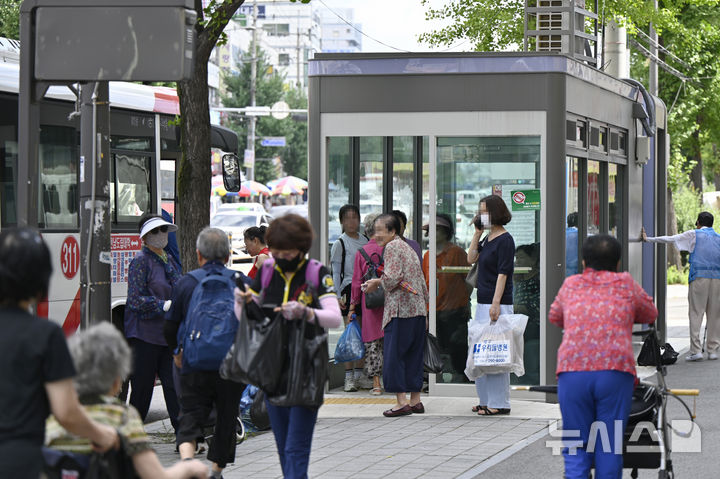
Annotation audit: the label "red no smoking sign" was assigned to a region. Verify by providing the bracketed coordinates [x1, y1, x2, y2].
[61, 236, 80, 279]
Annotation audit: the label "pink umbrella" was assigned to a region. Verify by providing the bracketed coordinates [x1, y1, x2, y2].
[270, 176, 308, 196]
[244, 180, 272, 196]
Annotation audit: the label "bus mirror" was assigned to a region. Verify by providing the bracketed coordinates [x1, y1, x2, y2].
[222, 154, 241, 192]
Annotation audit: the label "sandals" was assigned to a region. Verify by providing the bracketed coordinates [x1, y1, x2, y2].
[477, 407, 511, 416]
[370, 387, 383, 396]
[471, 404, 487, 413]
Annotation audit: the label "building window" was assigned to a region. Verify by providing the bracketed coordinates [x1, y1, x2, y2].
[263, 23, 290, 36]
[278, 54, 290, 66]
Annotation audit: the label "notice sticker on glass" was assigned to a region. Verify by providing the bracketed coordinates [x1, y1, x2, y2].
[511, 189, 541, 211]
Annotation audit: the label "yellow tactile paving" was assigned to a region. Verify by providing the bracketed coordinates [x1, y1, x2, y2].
[323, 397, 396, 405]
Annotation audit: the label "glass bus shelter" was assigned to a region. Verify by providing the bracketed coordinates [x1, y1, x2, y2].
[308, 53, 668, 397]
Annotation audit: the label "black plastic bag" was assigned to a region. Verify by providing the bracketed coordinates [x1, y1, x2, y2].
[220, 303, 286, 394]
[268, 316, 328, 408]
[637, 330, 662, 367]
[250, 389, 272, 431]
[423, 332, 444, 374]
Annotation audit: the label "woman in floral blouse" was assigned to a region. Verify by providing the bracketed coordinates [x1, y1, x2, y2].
[363, 213, 429, 417]
[549, 234, 657, 478]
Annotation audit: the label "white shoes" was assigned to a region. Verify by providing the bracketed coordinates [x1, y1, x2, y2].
[685, 352, 704, 362]
[708, 352, 718, 360]
[356, 376, 375, 390]
[343, 376, 357, 392]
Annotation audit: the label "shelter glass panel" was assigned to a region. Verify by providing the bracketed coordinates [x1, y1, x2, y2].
[609, 163, 623, 239]
[587, 160, 600, 236]
[392, 136, 415, 239]
[434, 136, 541, 385]
[327, 137, 352, 248]
[566, 157, 580, 277]
[358, 137, 384, 224]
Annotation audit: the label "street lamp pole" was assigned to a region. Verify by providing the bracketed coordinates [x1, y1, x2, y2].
[247, 0, 258, 181]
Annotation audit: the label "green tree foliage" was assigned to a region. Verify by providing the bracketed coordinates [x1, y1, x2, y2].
[221, 49, 308, 184]
[0, 0, 20, 40]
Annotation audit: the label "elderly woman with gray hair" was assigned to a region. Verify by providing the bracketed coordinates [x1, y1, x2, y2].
[349, 212, 386, 395]
[45, 323, 208, 479]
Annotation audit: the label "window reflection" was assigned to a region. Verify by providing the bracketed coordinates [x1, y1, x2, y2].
[327, 137, 352, 249]
[359, 137, 384, 224]
[39, 126, 78, 228]
[435, 136, 541, 385]
[392, 136, 414, 239]
[566, 157, 579, 276]
[587, 160, 600, 236]
[111, 154, 151, 223]
[609, 163, 622, 238]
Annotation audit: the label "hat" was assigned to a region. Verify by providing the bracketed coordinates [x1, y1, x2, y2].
[423, 215, 453, 231]
[140, 216, 178, 239]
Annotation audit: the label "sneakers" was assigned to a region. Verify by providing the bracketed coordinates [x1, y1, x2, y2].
[685, 352, 704, 362]
[343, 376, 357, 392]
[709, 352, 719, 360]
[356, 376, 375, 390]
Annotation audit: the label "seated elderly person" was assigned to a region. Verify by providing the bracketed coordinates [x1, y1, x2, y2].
[45, 322, 208, 479]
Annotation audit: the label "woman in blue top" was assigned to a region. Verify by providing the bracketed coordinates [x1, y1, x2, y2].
[467, 195, 515, 416]
[124, 213, 182, 431]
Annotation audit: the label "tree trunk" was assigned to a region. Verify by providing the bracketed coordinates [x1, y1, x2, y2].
[174, 1, 246, 270]
[689, 125, 703, 192]
[177, 60, 211, 272]
[666, 186, 682, 269]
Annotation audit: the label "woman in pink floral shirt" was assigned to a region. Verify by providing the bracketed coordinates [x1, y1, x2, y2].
[363, 213, 429, 417]
[549, 234, 657, 478]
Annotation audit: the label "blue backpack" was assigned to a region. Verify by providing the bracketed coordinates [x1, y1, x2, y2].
[180, 267, 238, 371]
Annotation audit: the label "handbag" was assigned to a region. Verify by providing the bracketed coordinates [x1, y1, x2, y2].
[359, 248, 385, 309]
[464, 237, 487, 290]
[423, 332, 444, 373]
[464, 262, 478, 290]
[219, 302, 287, 394]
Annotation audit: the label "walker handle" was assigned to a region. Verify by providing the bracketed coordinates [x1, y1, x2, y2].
[668, 389, 700, 396]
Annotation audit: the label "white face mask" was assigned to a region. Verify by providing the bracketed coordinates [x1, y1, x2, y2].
[480, 214, 491, 227]
[145, 231, 169, 250]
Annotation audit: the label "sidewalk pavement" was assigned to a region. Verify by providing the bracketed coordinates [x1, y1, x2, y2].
[146, 285, 699, 478]
[148, 395, 560, 479]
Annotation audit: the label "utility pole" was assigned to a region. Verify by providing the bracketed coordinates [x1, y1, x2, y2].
[79, 82, 111, 327]
[296, 9, 301, 87]
[247, 0, 258, 181]
[649, 0, 658, 96]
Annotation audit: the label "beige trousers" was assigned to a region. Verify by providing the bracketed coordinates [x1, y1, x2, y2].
[688, 277, 720, 354]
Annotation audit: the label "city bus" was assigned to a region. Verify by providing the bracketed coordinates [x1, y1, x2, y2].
[0, 39, 238, 335]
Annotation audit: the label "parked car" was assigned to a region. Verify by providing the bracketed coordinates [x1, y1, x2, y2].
[269, 204, 308, 219]
[217, 202, 266, 213]
[210, 211, 273, 262]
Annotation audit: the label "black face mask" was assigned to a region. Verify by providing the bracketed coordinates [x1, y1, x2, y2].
[276, 254, 302, 272]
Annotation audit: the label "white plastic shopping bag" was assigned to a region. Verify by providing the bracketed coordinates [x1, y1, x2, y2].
[465, 314, 528, 380]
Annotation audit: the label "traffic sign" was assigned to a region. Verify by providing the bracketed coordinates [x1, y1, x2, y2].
[261, 136, 286, 147]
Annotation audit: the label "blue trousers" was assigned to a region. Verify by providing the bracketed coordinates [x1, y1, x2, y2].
[558, 370, 635, 479]
[128, 338, 180, 430]
[265, 401, 319, 479]
[382, 316, 425, 393]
